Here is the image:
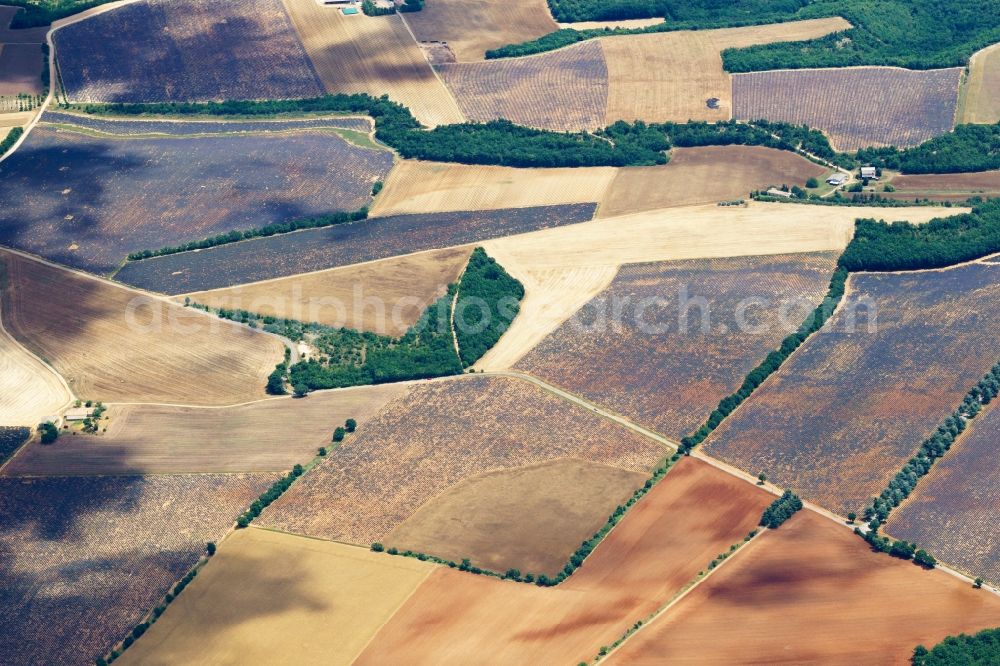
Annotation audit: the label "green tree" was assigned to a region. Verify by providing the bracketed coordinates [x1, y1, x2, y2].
[332, 427, 346, 443]
[757, 472, 767, 485]
[345, 418, 357, 432]
[206, 541, 216, 556]
[38, 421, 59, 444]
[805, 177, 819, 188]
[974, 577, 984, 589]
[293, 382, 309, 398]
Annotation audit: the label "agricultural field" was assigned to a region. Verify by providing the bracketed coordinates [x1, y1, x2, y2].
[475, 202, 953, 371]
[608, 511, 1000, 663]
[515, 253, 839, 439]
[356, 457, 774, 664]
[54, 0, 324, 103]
[0, 6, 48, 42]
[883, 170, 1000, 203]
[601, 18, 851, 124]
[370, 160, 613, 216]
[0, 426, 30, 466]
[386, 458, 646, 576]
[437, 40, 608, 131]
[117, 528, 434, 666]
[115, 204, 598, 294]
[180, 246, 473, 337]
[598, 145, 828, 217]
[280, 1, 464, 127]
[258, 375, 667, 571]
[885, 400, 1000, 586]
[0, 43, 44, 95]
[42, 110, 374, 135]
[0, 118, 391, 274]
[3, 383, 408, 476]
[959, 42, 1000, 124]
[402, 0, 558, 62]
[732, 67, 963, 151]
[0, 250, 284, 405]
[0, 309, 71, 427]
[705, 262, 1000, 517]
[0, 473, 277, 666]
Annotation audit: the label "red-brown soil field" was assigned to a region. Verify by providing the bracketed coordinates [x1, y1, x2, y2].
[356, 457, 774, 664]
[257, 376, 667, 563]
[607, 510, 1000, 664]
[705, 262, 1000, 517]
[0, 250, 284, 405]
[402, 0, 558, 62]
[3, 384, 409, 476]
[0, 118, 392, 274]
[733, 67, 962, 151]
[0, 43, 44, 95]
[0, 473, 277, 665]
[179, 246, 473, 337]
[385, 458, 646, 577]
[516, 252, 839, 439]
[437, 41, 608, 131]
[884, 170, 1000, 203]
[54, 0, 324, 103]
[885, 400, 1000, 586]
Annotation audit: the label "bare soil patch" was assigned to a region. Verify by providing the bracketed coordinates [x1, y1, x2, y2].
[178, 246, 473, 337]
[119, 528, 434, 666]
[0, 250, 284, 405]
[386, 458, 645, 577]
[608, 510, 1000, 664]
[357, 457, 773, 664]
[0, 43, 44, 95]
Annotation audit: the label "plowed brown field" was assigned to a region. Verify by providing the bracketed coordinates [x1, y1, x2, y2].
[884, 170, 1000, 203]
[3, 383, 409, 476]
[402, 0, 557, 62]
[607, 510, 1000, 664]
[356, 457, 773, 664]
[281, 1, 464, 126]
[177, 246, 473, 337]
[0, 250, 283, 405]
[118, 528, 434, 666]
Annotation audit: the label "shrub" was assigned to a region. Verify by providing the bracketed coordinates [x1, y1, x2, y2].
[332, 427, 346, 442]
[38, 421, 59, 444]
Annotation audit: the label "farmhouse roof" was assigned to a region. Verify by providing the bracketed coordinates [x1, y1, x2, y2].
[64, 408, 93, 421]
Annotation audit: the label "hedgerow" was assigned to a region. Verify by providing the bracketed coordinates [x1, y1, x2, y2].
[759, 490, 803, 528]
[453, 248, 525, 367]
[912, 627, 1000, 665]
[0, 126, 24, 158]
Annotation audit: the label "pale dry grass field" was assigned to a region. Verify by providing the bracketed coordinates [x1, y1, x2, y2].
[3, 383, 409, 475]
[0, 322, 71, 427]
[476, 202, 956, 370]
[560, 18, 663, 30]
[369, 160, 614, 216]
[599, 145, 828, 217]
[0, 250, 284, 405]
[402, 0, 558, 62]
[177, 246, 473, 337]
[280, 0, 464, 126]
[601, 17, 851, 123]
[119, 527, 435, 666]
[960, 42, 1000, 124]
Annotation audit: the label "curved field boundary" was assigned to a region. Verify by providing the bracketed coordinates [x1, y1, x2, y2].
[437, 40, 608, 131]
[958, 42, 1000, 125]
[114, 204, 598, 294]
[733, 66, 963, 151]
[0, 301, 73, 427]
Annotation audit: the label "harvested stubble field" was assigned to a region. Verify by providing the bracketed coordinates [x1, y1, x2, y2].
[0, 250, 284, 405]
[402, 0, 557, 62]
[475, 202, 954, 371]
[179, 246, 473, 337]
[115, 204, 598, 294]
[883, 170, 1000, 203]
[54, 0, 323, 103]
[370, 160, 613, 216]
[607, 510, 1000, 664]
[959, 42, 1000, 125]
[0, 43, 44, 95]
[515, 253, 839, 439]
[732, 67, 963, 151]
[705, 262, 1000, 517]
[386, 458, 646, 576]
[885, 400, 1000, 586]
[598, 145, 828, 218]
[0, 122, 391, 274]
[258, 375, 666, 568]
[0, 473, 277, 666]
[3, 384, 408, 476]
[0, 308, 71, 427]
[600, 18, 851, 124]
[42, 111, 374, 135]
[117, 528, 435, 666]
[437, 40, 608, 131]
[280, 0, 464, 126]
[356, 457, 774, 664]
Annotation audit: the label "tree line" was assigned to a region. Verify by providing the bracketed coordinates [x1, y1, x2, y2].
[0, 126, 24, 159]
[912, 627, 1000, 665]
[759, 490, 803, 528]
[453, 248, 525, 367]
[857, 123, 1000, 174]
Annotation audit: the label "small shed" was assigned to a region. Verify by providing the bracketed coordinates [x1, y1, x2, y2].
[826, 174, 847, 186]
[64, 408, 93, 422]
[766, 188, 793, 198]
[861, 166, 879, 180]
